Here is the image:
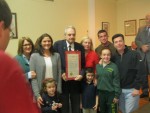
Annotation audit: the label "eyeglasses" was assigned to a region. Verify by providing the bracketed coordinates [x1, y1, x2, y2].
[67, 34, 76, 36]
[23, 44, 31, 47]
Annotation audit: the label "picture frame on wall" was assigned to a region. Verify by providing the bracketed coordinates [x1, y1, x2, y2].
[124, 20, 137, 36]
[102, 22, 110, 35]
[10, 13, 18, 39]
[139, 18, 146, 28]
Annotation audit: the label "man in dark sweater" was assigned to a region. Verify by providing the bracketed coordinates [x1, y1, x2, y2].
[112, 34, 144, 113]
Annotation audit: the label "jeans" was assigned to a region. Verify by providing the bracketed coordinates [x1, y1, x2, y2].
[119, 89, 139, 113]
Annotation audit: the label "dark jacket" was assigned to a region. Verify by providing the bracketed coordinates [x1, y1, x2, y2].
[53, 39, 85, 93]
[41, 92, 61, 113]
[112, 46, 142, 90]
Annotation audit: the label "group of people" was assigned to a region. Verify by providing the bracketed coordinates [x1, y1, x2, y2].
[0, 0, 150, 113]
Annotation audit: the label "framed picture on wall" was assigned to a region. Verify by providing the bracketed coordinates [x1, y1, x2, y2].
[139, 18, 146, 28]
[102, 22, 110, 35]
[10, 13, 18, 39]
[124, 20, 137, 36]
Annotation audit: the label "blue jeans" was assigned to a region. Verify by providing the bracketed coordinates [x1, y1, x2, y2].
[119, 89, 139, 113]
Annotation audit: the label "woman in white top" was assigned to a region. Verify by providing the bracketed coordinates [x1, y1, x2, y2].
[30, 33, 62, 107]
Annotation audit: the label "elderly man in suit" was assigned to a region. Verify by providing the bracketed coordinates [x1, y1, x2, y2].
[135, 13, 150, 99]
[54, 26, 85, 113]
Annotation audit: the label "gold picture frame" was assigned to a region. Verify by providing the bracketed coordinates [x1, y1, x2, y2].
[124, 20, 137, 36]
[102, 22, 110, 35]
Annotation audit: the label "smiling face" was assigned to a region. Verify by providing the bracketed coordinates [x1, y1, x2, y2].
[113, 36, 125, 52]
[98, 32, 108, 44]
[45, 82, 56, 96]
[22, 40, 32, 55]
[41, 36, 52, 50]
[86, 72, 94, 83]
[100, 49, 111, 64]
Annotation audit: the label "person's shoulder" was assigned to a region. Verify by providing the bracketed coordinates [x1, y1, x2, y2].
[53, 52, 60, 57]
[54, 39, 65, 44]
[95, 45, 101, 49]
[0, 51, 17, 64]
[74, 41, 82, 46]
[89, 50, 99, 56]
[110, 62, 118, 68]
[0, 51, 23, 75]
[31, 52, 40, 57]
[15, 54, 22, 60]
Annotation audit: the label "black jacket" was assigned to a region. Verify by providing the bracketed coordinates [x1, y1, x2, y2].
[41, 93, 61, 113]
[112, 46, 144, 90]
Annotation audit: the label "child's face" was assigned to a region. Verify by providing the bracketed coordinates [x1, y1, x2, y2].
[86, 73, 94, 83]
[100, 49, 111, 63]
[45, 82, 56, 96]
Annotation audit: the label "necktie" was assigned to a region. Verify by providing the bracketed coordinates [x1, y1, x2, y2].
[69, 45, 71, 51]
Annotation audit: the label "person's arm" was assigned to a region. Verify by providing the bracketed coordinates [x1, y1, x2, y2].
[57, 53, 62, 93]
[135, 27, 144, 48]
[132, 52, 145, 96]
[113, 64, 121, 99]
[30, 54, 40, 98]
[93, 95, 99, 110]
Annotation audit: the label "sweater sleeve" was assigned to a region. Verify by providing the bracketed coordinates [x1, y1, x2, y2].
[30, 54, 41, 99]
[113, 64, 121, 98]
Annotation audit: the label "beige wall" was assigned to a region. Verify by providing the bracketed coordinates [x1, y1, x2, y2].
[117, 0, 150, 46]
[5, 0, 150, 56]
[95, 0, 117, 48]
[6, 0, 88, 56]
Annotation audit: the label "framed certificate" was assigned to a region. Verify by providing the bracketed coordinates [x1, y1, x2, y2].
[65, 51, 81, 80]
[124, 20, 137, 36]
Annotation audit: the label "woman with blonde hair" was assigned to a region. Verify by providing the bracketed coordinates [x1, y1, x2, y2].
[81, 36, 99, 72]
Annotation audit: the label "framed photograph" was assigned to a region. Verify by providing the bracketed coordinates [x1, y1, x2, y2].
[10, 13, 18, 39]
[139, 18, 146, 28]
[102, 22, 110, 35]
[65, 51, 81, 80]
[124, 20, 137, 36]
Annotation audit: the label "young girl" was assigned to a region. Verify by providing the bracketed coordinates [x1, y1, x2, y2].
[81, 68, 98, 113]
[41, 78, 62, 113]
[96, 48, 121, 113]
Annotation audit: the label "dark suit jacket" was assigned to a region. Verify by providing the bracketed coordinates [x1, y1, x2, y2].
[53, 39, 85, 93]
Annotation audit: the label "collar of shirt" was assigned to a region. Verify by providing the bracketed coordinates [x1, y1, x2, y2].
[22, 54, 29, 64]
[66, 41, 74, 51]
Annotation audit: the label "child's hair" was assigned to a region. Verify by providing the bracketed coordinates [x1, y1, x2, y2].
[41, 78, 57, 94]
[100, 47, 112, 57]
[85, 67, 95, 76]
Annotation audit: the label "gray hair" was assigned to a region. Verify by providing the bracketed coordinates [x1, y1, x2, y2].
[64, 25, 76, 35]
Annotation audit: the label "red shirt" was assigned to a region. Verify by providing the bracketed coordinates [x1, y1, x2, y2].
[85, 50, 99, 72]
[0, 51, 40, 113]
